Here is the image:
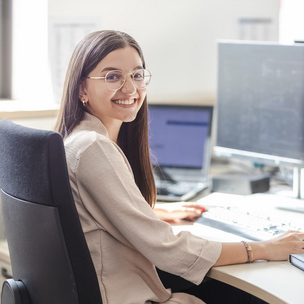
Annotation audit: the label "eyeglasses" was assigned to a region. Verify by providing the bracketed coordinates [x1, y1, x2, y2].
[86, 69, 152, 91]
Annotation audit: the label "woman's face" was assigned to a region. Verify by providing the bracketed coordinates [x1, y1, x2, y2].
[81, 46, 147, 129]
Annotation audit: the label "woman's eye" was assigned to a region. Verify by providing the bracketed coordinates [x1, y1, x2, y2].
[133, 72, 143, 80]
[106, 72, 122, 81]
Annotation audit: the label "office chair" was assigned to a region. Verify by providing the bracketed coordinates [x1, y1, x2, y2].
[0, 119, 103, 304]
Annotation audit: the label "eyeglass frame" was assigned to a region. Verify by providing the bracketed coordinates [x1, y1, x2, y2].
[84, 68, 152, 92]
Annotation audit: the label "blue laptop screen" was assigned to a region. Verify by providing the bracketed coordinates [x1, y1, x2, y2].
[148, 105, 213, 168]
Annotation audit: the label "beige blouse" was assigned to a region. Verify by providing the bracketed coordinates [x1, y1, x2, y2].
[64, 112, 222, 304]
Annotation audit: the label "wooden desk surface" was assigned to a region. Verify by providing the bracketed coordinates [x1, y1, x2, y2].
[208, 261, 304, 304]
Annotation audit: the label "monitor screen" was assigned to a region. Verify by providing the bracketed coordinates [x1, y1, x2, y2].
[215, 41, 304, 167]
[148, 104, 213, 168]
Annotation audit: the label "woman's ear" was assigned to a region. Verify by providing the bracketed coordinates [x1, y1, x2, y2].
[79, 82, 88, 106]
[79, 82, 86, 99]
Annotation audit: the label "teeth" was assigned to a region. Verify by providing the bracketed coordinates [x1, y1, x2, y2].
[112, 99, 135, 105]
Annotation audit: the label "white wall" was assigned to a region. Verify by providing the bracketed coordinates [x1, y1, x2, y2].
[48, 0, 280, 105]
[12, 0, 53, 105]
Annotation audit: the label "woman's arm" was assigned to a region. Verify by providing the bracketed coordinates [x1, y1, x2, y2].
[154, 202, 304, 264]
[154, 202, 304, 265]
[214, 230, 304, 266]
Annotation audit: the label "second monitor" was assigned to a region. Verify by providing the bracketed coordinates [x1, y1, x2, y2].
[215, 41, 304, 167]
[148, 104, 213, 201]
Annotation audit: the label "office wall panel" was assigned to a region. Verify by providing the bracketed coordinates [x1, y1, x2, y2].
[48, 0, 280, 104]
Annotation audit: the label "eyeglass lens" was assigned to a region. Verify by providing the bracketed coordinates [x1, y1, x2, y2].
[105, 69, 151, 91]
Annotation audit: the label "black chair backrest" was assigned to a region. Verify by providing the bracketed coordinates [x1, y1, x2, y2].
[0, 119, 102, 304]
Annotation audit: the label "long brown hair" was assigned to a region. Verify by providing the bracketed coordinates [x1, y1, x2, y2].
[55, 30, 156, 206]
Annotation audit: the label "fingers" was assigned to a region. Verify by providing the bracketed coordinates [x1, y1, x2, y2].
[282, 230, 304, 240]
[155, 208, 202, 221]
[167, 208, 202, 222]
[181, 202, 207, 212]
[177, 208, 202, 219]
[154, 202, 205, 222]
[289, 230, 304, 248]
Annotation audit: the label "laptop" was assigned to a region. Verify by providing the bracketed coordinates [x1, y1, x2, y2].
[148, 104, 213, 201]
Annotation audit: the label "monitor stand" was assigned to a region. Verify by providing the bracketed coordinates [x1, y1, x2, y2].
[275, 167, 304, 213]
[293, 167, 304, 199]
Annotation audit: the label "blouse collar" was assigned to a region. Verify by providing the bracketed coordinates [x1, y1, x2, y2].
[76, 112, 110, 138]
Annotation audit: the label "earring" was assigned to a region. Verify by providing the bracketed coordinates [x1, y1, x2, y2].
[81, 98, 87, 106]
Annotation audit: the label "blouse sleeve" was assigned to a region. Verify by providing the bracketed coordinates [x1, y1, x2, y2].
[72, 133, 222, 285]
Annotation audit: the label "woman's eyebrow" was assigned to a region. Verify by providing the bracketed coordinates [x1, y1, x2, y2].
[101, 66, 144, 73]
[101, 67, 119, 73]
[133, 65, 144, 70]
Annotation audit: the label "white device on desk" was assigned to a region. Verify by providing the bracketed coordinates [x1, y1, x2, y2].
[148, 104, 213, 201]
[194, 192, 304, 241]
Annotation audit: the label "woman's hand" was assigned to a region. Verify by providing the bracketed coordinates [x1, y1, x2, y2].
[258, 230, 304, 261]
[154, 202, 206, 223]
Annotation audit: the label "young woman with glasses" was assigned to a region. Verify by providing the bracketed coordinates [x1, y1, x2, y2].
[55, 30, 304, 304]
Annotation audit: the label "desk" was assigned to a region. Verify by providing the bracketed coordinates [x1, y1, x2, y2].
[170, 192, 304, 304]
[207, 261, 303, 304]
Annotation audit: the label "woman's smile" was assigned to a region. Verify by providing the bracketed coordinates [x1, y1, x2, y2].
[111, 98, 137, 105]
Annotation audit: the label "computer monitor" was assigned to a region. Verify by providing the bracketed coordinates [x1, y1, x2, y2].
[148, 104, 213, 169]
[214, 41, 304, 168]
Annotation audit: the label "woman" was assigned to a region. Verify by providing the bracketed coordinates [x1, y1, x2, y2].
[55, 30, 304, 304]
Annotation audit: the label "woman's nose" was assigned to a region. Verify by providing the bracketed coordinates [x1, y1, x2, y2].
[121, 75, 137, 94]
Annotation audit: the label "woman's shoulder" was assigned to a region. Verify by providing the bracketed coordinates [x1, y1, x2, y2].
[64, 128, 122, 173]
[64, 127, 133, 176]
[65, 127, 112, 155]
[65, 113, 108, 145]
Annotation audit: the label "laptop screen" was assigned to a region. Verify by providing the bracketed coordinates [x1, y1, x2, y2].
[148, 104, 213, 169]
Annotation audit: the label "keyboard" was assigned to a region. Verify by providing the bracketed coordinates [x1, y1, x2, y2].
[195, 205, 304, 241]
[157, 180, 205, 195]
[156, 180, 207, 201]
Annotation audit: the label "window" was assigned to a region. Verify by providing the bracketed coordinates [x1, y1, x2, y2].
[280, 0, 304, 43]
[0, 0, 52, 107]
[12, 0, 52, 106]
